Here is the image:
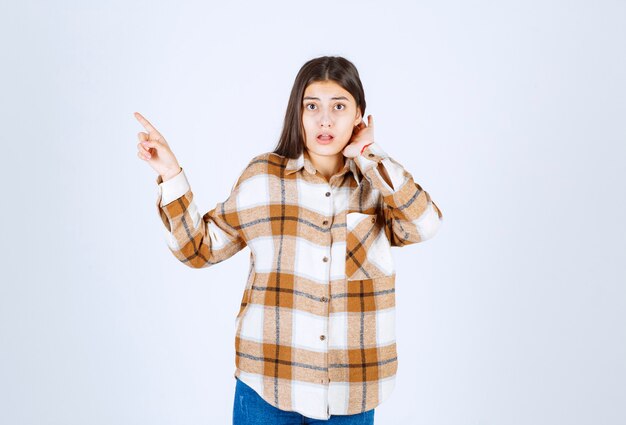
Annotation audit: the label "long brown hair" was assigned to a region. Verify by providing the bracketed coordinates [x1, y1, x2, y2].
[272, 56, 367, 158]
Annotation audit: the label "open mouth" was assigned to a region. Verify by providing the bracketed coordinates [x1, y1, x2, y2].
[317, 134, 334, 143]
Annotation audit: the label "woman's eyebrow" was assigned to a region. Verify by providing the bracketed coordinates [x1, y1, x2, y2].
[303, 96, 350, 101]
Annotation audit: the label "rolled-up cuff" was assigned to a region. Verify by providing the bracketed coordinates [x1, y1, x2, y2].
[156, 168, 189, 207]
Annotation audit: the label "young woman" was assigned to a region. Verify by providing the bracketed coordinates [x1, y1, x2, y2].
[135, 56, 443, 424]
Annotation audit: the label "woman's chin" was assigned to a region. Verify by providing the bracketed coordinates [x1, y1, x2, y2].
[307, 138, 348, 151]
[307, 145, 342, 156]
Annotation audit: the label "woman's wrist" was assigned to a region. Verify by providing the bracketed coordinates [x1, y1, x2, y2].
[360, 142, 374, 155]
[161, 166, 182, 182]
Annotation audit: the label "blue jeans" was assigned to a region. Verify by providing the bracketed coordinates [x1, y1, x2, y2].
[232, 377, 375, 424]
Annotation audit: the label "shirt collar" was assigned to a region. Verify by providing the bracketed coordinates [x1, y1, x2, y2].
[284, 150, 362, 184]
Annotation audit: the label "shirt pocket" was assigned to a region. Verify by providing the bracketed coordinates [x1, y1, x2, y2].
[345, 211, 395, 281]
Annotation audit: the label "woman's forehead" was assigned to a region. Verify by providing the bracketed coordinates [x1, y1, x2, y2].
[303, 81, 354, 101]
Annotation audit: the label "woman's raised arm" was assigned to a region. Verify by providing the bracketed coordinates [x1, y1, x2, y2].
[155, 169, 248, 268]
[345, 115, 443, 246]
[135, 112, 247, 268]
[354, 142, 443, 247]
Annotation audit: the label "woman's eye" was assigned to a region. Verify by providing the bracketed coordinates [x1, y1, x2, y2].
[304, 103, 345, 111]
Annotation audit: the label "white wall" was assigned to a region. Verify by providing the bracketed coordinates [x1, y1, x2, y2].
[1, 1, 624, 424]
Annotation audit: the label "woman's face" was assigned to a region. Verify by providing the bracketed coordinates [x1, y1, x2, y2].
[301, 80, 362, 158]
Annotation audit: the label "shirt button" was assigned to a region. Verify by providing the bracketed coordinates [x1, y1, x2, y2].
[320, 296, 328, 302]
[368, 153, 374, 158]
[320, 335, 326, 341]
[322, 256, 328, 262]
[325, 191, 331, 197]
[371, 217, 376, 223]
[322, 220, 328, 225]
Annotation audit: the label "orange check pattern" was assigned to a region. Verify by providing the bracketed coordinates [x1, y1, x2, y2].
[155, 142, 443, 420]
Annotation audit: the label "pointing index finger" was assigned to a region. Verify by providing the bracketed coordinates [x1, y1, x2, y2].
[134, 112, 161, 136]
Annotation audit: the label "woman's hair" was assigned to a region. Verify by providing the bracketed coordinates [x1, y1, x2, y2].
[272, 56, 366, 158]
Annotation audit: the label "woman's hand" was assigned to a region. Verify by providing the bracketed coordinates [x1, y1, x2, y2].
[343, 114, 375, 158]
[134, 112, 182, 180]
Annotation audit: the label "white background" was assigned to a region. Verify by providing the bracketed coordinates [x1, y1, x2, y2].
[1, 1, 625, 424]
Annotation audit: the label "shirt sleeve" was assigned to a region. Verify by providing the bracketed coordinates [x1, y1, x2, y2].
[353, 142, 443, 247]
[155, 166, 247, 268]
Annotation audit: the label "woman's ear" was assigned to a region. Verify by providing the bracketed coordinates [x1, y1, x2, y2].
[354, 107, 362, 125]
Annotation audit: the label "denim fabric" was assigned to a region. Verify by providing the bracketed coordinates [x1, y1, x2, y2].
[232, 378, 375, 425]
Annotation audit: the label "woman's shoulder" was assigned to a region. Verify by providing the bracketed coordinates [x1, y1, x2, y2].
[233, 151, 288, 187]
[249, 151, 288, 164]
[242, 151, 288, 174]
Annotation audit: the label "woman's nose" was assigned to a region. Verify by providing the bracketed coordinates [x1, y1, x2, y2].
[319, 110, 332, 127]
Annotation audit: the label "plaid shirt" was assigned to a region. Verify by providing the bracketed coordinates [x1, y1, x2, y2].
[155, 142, 443, 419]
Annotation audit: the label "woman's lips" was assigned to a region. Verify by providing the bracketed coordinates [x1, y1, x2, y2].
[317, 135, 334, 144]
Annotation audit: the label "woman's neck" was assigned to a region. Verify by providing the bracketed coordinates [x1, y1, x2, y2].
[305, 149, 345, 181]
